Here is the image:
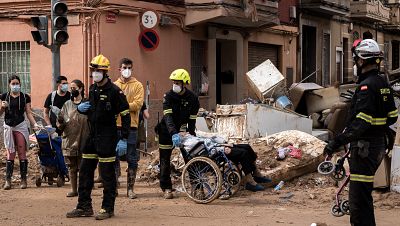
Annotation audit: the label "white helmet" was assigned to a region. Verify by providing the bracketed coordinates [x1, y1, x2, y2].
[354, 39, 383, 60]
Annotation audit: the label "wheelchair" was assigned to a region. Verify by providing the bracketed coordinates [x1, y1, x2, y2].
[180, 140, 242, 204]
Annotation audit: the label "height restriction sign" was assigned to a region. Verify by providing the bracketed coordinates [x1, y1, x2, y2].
[138, 29, 159, 51]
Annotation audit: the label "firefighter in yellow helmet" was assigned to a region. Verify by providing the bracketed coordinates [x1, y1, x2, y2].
[155, 69, 200, 199]
[66, 54, 131, 220]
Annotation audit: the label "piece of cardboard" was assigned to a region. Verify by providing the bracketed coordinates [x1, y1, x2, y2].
[305, 86, 340, 115]
[374, 155, 391, 188]
[289, 83, 323, 111]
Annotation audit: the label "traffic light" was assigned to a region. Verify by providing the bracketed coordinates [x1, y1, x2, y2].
[31, 16, 48, 45]
[51, 0, 68, 45]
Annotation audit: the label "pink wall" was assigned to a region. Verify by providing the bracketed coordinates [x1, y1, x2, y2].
[0, 18, 83, 108]
[99, 13, 192, 99]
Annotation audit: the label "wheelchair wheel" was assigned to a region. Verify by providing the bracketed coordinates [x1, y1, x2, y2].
[181, 157, 222, 204]
[220, 163, 241, 199]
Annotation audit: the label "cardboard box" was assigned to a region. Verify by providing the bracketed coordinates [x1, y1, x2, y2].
[374, 155, 391, 188]
[305, 86, 339, 115]
[288, 83, 323, 115]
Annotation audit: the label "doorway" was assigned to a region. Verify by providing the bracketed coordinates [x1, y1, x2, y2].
[216, 39, 237, 105]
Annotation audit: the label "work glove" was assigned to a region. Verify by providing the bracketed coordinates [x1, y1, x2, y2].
[77, 101, 91, 113]
[116, 139, 128, 157]
[172, 133, 181, 148]
[323, 140, 340, 156]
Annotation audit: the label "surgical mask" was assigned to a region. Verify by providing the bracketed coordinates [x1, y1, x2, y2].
[172, 84, 182, 93]
[61, 84, 69, 93]
[122, 69, 132, 78]
[92, 71, 104, 83]
[10, 84, 20, 93]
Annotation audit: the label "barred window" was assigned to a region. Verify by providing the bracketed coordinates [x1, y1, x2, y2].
[0, 41, 31, 93]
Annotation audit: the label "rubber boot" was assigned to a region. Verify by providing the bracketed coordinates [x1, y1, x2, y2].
[3, 160, 14, 190]
[66, 170, 78, 197]
[20, 160, 28, 189]
[127, 168, 137, 199]
[253, 168, 271, 184]
[243, 174, 264, 192]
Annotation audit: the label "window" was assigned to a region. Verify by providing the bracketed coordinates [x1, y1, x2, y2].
[0, 41, 31, 93]
[191, 40, 207, 96]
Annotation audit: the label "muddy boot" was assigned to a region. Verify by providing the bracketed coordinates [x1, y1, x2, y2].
[163, 189, 173, 199]
[3, 160, 14, 190]
[127, 168, 137, 199]
[95, 208, 114, 220]
[253, 168, 271, 184]
[20, 160, 28, 189]
[244, 174, 264, 192]
[66, 208, 94, 218]
[66, 170, 78, 197]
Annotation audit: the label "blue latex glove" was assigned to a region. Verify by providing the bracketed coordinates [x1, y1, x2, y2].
[77, 101, 91, 113]
[172, 134, 181, 147]
[116, 139, 128, 157]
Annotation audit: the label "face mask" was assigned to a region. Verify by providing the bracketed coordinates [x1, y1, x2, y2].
[92, 71, 104, 83]
[172, 84, 182, 93]
[10, 84, 20, 93]
[60, 84, 69, 93]
[122, 69, 132, 79]
[71, 89, 80, 98]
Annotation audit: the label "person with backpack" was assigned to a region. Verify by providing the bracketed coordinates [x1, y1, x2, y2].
[1, 75, 38, 190]
[43, 75, 71, 135]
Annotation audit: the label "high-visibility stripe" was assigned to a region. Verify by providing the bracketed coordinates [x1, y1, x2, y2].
[190, 115, 197, 120]
[356, 112, 387, 125]
[388, 109, 398, 118]
[350, 174, 374, 183]
[159, 144, 173, 149]
[179, 124, 187, 132]
[82, 154, 98, 159]
[163, 109, 173, 115]
[98, 156, 115, 162]
[120, 109, 130, 116]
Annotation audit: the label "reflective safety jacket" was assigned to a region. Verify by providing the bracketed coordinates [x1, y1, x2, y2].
[335, 69, 398, 145]
[86, 78, 131, 139]
[160, 89, 200, 136]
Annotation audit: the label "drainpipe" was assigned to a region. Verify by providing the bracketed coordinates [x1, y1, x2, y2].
[83, 16, 89, 92]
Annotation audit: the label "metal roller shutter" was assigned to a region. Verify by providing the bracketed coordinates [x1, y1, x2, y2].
[248, 42, 279, 71]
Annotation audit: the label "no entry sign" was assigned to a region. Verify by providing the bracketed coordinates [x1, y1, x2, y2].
[138, 29, 159, 51]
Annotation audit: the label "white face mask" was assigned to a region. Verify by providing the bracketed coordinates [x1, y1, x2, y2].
[92, 71, 104, 83]
[122, 69, 132, 79]
[172, 84, 182, 93]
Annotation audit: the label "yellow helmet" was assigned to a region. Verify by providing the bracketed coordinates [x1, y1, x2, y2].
[90, 54, 110, 71]
[169, 69, 190, 84]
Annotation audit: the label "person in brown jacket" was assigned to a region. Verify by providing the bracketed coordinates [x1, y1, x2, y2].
[57, 79, 90, 197]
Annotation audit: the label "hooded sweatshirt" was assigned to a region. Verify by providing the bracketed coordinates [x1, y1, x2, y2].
[114, 77, 144, 128]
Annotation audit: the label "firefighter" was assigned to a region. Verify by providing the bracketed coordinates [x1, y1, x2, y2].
[324, 39, 398, 226]
[156, 69, 200, 199]
[66, 54, 130, 220]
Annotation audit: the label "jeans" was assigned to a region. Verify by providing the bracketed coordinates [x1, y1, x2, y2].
[117, 129, 138, 169]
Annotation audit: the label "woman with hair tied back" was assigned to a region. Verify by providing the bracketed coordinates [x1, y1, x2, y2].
[1, 75, 38, 190]
[57, 79, 90, 197]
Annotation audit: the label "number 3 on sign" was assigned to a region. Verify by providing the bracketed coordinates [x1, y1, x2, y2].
[142, 11, 158, 29]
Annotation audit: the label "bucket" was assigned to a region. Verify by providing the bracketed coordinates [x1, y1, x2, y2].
[275, 95, 293, 109]
[391, 145, 400, 193]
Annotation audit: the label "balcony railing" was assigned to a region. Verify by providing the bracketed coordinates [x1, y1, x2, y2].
[350, 0, 390, 23]
[185, 0, 279, 28]
[301, 0, 350, 16]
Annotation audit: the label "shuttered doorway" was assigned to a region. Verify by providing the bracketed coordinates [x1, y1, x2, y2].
[248, 42, 279, 71]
